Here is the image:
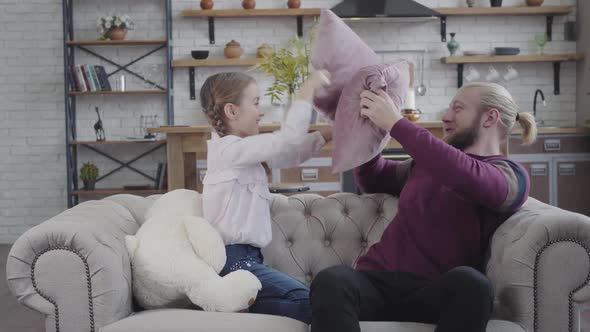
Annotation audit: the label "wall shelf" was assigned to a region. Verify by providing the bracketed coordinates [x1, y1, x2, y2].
[173, 58, 259, 99]
[68, 90, 167, 96]
[441, 53, 584, 94]
[180, 8, 321, 44]
[66, 39, 167, 46]
[70, 140, 166, 146]
[434, 6, 575, 42]
[72, 188, 166, 196]
[171, 58, 259, 68]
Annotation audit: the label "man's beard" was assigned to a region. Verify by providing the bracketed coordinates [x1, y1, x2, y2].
[444, 117, 481, 151]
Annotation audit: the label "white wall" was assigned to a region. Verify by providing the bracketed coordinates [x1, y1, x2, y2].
[0, 0, 579, 242]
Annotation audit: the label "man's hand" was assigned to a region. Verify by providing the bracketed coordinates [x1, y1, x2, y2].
[296, 70, 331, 103]
[359, 89, 403, 132]
[316, 126, 332, 142]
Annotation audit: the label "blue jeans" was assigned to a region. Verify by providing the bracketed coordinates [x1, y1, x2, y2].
[220, 244, 311, 324]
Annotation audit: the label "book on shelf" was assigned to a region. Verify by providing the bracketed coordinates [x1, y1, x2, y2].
[154, 163, 164, 189]
[69, 65, 112, 92]
[88, 65, 102, 91]
[73, 65, 87, 92]
[159, 163, 167, 190]
[83, 64, 98, 91]
[94, 65, 112, 91]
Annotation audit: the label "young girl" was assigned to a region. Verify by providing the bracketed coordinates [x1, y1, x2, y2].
[199, 71, 331, 324]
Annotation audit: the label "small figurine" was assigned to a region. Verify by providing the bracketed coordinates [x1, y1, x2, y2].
[94, 107, 106, 141]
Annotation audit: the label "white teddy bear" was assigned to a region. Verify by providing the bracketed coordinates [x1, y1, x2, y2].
[125, 189, 262, 312]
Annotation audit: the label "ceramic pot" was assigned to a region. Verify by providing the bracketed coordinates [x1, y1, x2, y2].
[107, 27, 127, 40]
[256, 44, 273, 58]
[224, 40, 244, 59]
[287, 0, 301, 9]
[242, 0, 256, 9]
[200, 0, 213, 10]
[402, 109, 422, 122]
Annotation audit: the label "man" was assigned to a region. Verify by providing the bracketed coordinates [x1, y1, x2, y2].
[310, 83, 537, 332]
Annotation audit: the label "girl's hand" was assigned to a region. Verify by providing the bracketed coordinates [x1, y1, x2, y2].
[296, 70, 331, 102]
[359, 89, 403, 132]
[317, 126, 332, 142]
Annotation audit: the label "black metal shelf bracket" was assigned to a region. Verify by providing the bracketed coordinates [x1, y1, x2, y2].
[440, 16, 447, 42]
[456, 64, 464, 88]
[553, 61, 561, 95]
[209, 17, 215, 44]
[189, 67, 196, 100]
[547, 16, 554, 41]
[297, 16, 303, 37]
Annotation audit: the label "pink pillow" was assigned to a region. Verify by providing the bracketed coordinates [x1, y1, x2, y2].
[311, 9, 379, 120]
[331, 62, 410, 173]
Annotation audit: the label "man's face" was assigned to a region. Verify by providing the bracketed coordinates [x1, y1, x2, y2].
[442, 88, 484, 151]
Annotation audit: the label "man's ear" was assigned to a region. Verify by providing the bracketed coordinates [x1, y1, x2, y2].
[482, 108, 500, 128]
[223, 103, 239, 121]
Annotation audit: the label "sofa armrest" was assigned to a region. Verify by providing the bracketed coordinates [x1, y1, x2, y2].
[486, 198, 590, 332]
[6, 199, 141, 332]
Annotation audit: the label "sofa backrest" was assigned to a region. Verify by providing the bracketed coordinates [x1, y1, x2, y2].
[262, 193, 398, 286]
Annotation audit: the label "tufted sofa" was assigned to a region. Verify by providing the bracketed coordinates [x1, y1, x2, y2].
[6, 192, 590, 332]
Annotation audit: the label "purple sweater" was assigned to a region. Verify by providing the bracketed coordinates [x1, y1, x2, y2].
[354, 119, 529, 280]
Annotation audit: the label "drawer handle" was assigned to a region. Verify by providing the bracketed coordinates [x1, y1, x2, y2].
[301, 168, 319, 181]
[530, 164, 547, 177]
[544, 139, 561, 152]
[558, 164, 576, 176]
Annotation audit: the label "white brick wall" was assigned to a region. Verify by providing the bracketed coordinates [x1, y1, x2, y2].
[0, 0, 580, 242]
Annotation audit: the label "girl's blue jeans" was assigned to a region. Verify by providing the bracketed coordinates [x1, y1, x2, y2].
[220, 244, 311, 324]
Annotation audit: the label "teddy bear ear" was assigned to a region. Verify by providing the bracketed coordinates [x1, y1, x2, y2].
[125, 235, 139, 260]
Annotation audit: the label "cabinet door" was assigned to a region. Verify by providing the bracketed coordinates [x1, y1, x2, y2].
[557, 161, 590, 216]
[520, 162, 550, 204]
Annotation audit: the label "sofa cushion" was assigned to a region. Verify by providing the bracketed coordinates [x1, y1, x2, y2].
[358, 319, 525, 332]
[99, 309, 308, 332]
[99, 309, 524, 332]
[331, 62, 410, 173]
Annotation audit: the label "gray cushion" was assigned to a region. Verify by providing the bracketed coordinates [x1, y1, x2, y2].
[99, 309, 309, 332]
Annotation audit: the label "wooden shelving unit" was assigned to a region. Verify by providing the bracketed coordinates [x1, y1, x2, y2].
[66, 39, 167, 46]
[172, 58, 259, 68]
[441, 53, 584, 93]
[72, 188, 166, 196]
[68, 90, 168, 96]
[181, 8, 321, 17]
[180, 8, 321, 44]
[434, 6, 575, 42]
[70, 140, 166, 146]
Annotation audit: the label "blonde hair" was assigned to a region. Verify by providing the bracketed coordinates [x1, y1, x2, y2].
[199, 72, 256, 137]
[460, 82, 537, 145]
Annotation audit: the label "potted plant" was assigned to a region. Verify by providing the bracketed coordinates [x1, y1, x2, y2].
[252, 34, 312, 106]
[97, 14, 134, 40]
[80, 162, 99, 190]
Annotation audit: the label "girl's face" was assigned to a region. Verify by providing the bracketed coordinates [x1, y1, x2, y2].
[226, 82, 264, 137]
